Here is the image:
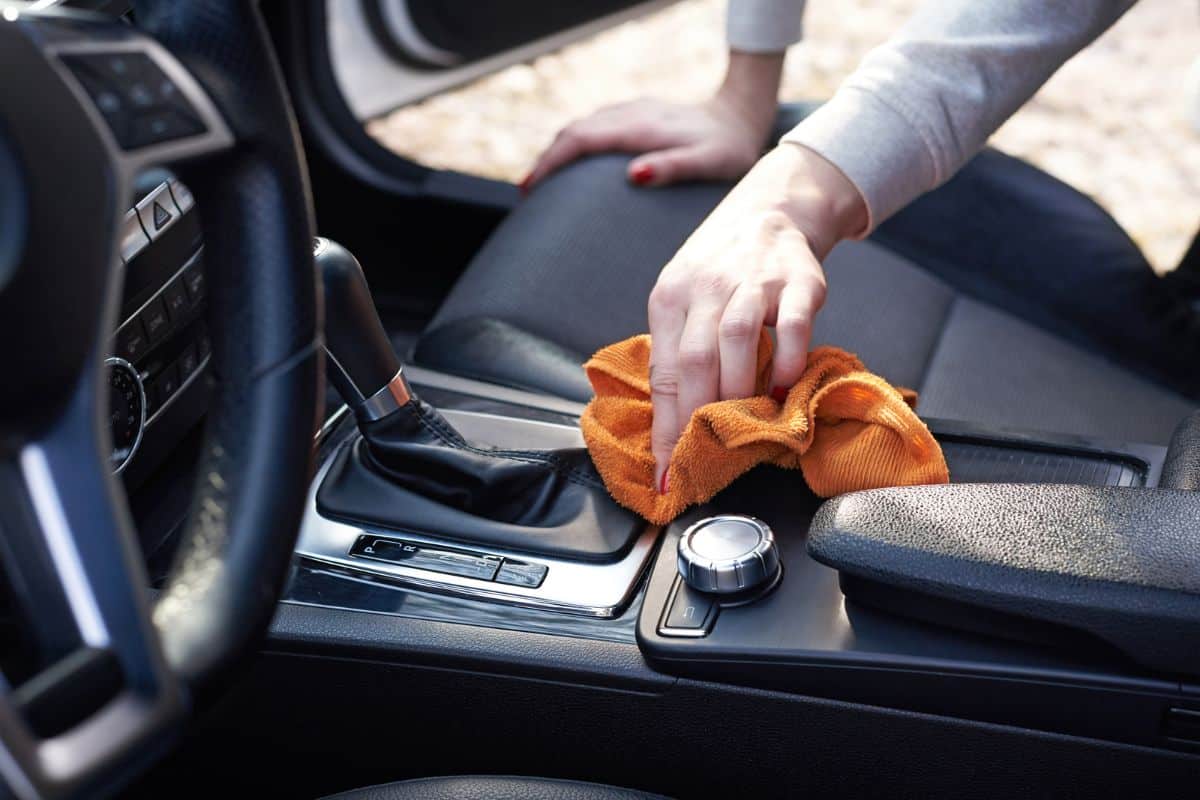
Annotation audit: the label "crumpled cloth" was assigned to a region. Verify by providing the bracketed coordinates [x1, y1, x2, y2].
[580, 333, 949, 524]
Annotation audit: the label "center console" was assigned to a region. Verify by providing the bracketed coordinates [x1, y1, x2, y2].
[266, 239, 1200, 797]
[296, 405, 660, 617]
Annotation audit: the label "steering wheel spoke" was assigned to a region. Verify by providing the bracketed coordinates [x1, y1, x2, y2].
[43, 19, 235, 177]
[0, 355, 185, 798]
[0, 3, 319, 796]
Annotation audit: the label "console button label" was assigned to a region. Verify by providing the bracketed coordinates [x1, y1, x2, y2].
[350, 536, 502, 581]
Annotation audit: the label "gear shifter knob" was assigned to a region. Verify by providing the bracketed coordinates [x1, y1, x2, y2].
[314, 237, 411, 421]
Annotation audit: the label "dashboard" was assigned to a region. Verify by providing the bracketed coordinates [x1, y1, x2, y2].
[107, 174, 210, 492]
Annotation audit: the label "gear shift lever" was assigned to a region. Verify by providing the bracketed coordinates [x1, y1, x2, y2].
[312, 237, 642, 562]
[314, 237, 412, 422]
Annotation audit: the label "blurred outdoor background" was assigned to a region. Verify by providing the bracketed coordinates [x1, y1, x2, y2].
[367, 0, 1200, 273]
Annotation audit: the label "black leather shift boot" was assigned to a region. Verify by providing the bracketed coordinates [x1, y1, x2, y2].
[316, 399, 644, 562]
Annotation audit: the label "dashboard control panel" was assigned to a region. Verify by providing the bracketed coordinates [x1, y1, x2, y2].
[109, 176, 209, 487]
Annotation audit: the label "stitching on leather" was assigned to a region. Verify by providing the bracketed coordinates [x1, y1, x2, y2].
[410, 403, 605, 490]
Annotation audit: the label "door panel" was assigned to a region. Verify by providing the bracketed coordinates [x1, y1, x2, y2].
[365, 0, 654, 68]
[329, 0, 676, 119]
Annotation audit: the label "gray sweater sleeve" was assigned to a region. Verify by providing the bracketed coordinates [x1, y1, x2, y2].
[782, 0, 1138, 232]
[727, 0, 806, 53]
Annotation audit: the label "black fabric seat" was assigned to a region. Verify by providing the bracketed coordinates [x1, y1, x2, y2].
[322, 775, 670, 800]
[417, 141, 1196, 446]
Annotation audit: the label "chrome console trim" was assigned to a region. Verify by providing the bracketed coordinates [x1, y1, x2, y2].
[357, 368, 413, 422]
[295, 428, 661, 619]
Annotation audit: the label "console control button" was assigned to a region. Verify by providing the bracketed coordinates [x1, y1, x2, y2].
[661, 578, 718, 635]
[495, 561, 548, 588]
[119, 209, 149, 262]
[350, 537, 502, 581]
[168, 179, 195, 214]
[196, 329, 211, 361]
[162, 276, 190, 320]
[140, 297, 171, 344]
[150, 363, 179, 414]
[135, 183, 176, 240]
[116, 319, 149, 362]
[177, 343, 200, 380]
[182, 261, 206, 303]
[677, 515, 780, 594]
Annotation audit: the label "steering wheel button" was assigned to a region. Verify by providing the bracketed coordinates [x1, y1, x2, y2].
[128, 107, 205, 148]
[61, 53, 206, 150]
[127, 80, 155, 109]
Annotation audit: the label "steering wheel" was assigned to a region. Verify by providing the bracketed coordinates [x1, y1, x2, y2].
[0, 2, 320, 796]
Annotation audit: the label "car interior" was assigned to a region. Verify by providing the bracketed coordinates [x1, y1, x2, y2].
[2, 1, 1200, 798]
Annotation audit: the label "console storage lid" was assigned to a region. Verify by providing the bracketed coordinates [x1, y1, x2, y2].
[808, 483, 1200, 677]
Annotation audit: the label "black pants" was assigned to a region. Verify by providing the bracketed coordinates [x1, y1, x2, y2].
[775, 104, 1200, 399]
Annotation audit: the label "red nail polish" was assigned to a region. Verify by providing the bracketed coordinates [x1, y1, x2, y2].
[518, 175, 532, 196]
[771, 386, 788, 403]
[631, 164, 655, 185]
[658, 471, 670, 495]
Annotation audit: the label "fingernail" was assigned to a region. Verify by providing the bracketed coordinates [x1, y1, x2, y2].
[518, 175, 532, 196]
[631, 164, 655, 185]
[658, 471, 670, 495]
[771, 386, 788, 403]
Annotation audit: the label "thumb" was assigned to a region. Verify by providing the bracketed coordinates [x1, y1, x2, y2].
[628, 144, 722, 187]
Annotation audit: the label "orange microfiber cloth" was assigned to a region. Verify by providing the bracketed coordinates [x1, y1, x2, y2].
[580, 333, 949, 524]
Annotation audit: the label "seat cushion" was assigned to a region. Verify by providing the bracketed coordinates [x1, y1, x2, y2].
[419, 154, 1194, 445]
[427, 154, 727, 358]
[322, 776, 670, 800]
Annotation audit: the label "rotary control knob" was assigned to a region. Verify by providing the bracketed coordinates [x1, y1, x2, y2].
[677, 515, 780, 594]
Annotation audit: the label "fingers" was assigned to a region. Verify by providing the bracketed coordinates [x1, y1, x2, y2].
[524, 122, 624, 189]
[768, 267, 826, 395]
[525, 105, 667, 189]
[676, 295, 727, 447]
[647, 286, 687, 492]
[628, 143, 727, 187]
[717, 286, 766, 400]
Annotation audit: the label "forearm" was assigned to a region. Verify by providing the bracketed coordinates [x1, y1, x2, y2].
[783, 0, 1138, 232]
[714, 51, 785, 140]
[720, 0, 803, 132]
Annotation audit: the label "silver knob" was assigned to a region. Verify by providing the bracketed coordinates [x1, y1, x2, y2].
[677, 515, 780, 594]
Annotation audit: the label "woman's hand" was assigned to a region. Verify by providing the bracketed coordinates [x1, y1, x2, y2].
[522, 52, 784, 191]
[646, 144, 868, 492]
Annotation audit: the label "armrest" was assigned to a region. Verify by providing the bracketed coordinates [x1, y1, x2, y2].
[1162, 409, 1200, 490]
[808, 484, 1200, 677]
